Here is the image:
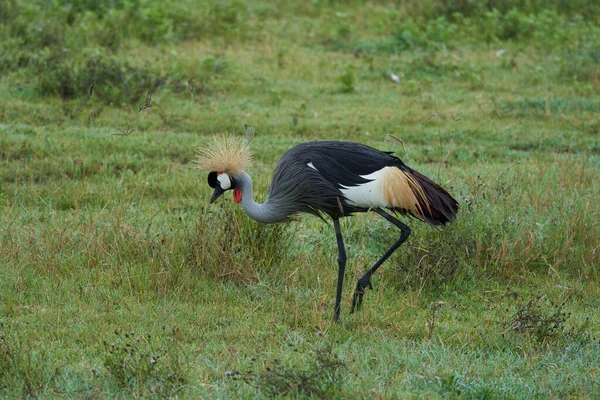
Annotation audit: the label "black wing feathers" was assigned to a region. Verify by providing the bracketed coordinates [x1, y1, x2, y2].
[266, 141, 458, 224]
[298, 141, 400, 187]
[267, 141, 389, 219]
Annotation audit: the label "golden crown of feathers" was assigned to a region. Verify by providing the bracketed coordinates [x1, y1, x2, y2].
[195, 134, 253, 175]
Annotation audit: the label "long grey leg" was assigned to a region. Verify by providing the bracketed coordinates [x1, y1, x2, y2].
[333, 218, 346, 322]
[351, 208, 411, 313]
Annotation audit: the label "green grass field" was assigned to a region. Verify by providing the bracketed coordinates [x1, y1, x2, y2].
[1, 1, 599, 398]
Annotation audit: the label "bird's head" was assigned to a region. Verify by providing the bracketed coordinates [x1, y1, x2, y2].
[195, 135, 252, 205]
[207, 171, 242, 204]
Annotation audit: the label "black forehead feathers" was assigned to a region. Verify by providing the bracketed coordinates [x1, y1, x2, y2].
[207, 171, 217, 188]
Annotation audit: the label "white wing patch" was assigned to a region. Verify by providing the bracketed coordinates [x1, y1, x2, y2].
[307, 162, 318, 171]
[339, 168, 390, 208]
[340, 166, 425, 214]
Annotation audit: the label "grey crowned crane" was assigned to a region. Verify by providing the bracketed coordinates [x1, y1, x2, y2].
[197, 136, 458, 322]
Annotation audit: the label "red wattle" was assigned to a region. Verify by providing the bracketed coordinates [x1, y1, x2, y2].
[233, 188, 242, 203]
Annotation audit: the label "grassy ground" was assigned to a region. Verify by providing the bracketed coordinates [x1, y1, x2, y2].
[1, 1, 600, 398]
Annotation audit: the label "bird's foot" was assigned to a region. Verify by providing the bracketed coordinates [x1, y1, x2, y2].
[351, 276, 373, 313]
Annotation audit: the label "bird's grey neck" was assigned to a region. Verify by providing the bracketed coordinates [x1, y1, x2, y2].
[236, 171, 287, 224]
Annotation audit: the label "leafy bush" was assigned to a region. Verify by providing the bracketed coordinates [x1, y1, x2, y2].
[557, 24, 600, 83]
[34, 52, 167, 105]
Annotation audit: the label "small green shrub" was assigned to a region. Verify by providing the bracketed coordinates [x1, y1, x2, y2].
[269, 87, 283, 106]
[337, 67, 356, 93]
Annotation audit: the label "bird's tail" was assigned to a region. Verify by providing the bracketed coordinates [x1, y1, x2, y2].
[403, 169, 459, 226]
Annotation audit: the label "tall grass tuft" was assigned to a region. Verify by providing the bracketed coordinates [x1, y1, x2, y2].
[0, 323, 58, 398]
[187, 202, 292, 283]
[460, 160, 599, 279]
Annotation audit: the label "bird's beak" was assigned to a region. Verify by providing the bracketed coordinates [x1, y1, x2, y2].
[209, 186, 225, 204]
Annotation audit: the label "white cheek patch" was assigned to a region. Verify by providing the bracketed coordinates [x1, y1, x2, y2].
[217, 173, 231, 190]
